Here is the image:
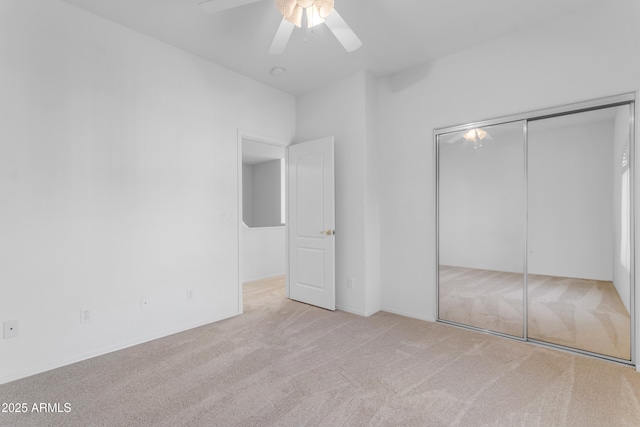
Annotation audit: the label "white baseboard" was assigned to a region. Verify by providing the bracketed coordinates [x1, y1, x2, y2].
[0, 312, 239, 385]
[243, 273, 286, 284]
[336, 305, 366, 317]
[381, 306, 436, 323]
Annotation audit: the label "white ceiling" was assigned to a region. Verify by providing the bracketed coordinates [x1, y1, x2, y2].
[60, 0, 601, 95]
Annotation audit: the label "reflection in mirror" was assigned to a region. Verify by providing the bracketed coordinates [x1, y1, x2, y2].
[242, 139, 286, 228]
[438, 121, 526, 337]
[527, 105, 632, 360]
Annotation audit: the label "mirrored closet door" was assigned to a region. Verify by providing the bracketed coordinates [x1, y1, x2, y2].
[527, 105, 632, 360]
[438, 121, 526, 338]
[436, 96, 635, 363]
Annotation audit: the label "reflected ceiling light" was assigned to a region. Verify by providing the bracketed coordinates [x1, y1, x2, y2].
[462, 128, 488, 142]
[276, 0, 334, 28]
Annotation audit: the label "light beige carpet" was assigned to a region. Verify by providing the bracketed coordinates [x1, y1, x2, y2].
[439, 266, 525, 338]
[528, 273, 631, 360]
[2, 276, 640, 426]
[439, 265, 631, 360]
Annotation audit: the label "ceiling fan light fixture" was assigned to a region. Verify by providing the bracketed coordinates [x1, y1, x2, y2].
[276, 0, 335, 28]
[463, 128, 488, 142]
[305, 6, 324, 28]
[276, 0, 296, 17]
[284, 5, 304, 27]
[316, 0, 335, 18]
[462, 129, 476, 141]
[201, 0, 359, 55]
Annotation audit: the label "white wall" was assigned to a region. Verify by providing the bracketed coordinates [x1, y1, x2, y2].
[252, 160, 282, 227]
[242, 166, 254, 226]
[613, 106, 632, 313]
[296, 71, 381, 316]
[364, 74, 381, 315]
[377, 0, 640, 371]
[0, 0, 294, 384]
[242, 161, 282, 228]
[528, 118, 614, 280]
[241, 224, 285, 282]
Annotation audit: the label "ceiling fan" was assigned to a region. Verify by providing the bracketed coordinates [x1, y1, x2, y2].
[199, 0, 362, 54]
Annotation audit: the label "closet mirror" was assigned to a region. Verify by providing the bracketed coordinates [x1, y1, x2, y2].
[436, 95, 635, 363]
[438, 121, 526, 338]
[527, 105, 632, 360]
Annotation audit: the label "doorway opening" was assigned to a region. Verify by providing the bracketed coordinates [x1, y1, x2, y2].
[238, 132, 288, 313]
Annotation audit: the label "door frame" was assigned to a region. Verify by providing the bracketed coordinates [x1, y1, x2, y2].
[237, 130, 289, 314]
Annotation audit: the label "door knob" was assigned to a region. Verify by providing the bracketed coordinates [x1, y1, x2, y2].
[320, 229, 335, 236]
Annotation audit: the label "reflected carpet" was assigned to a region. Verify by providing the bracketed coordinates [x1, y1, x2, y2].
[439, 265, 631, 360]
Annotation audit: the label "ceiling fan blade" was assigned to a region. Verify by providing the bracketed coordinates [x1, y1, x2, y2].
[199, 0, 262, 14]
[324, 10, 362, 53]
[269, 18, 295, 55]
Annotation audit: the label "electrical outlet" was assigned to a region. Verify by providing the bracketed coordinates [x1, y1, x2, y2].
[80, 309, 91, 324]
[186, 289, 194, 301]
[3, 320, 19, 339]
[347, 277, 355, 289]
[221, 212, 234, 224]
[140, 297, 151, 311]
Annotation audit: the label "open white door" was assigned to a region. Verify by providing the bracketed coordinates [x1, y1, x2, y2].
[288, 137, 335, 311]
